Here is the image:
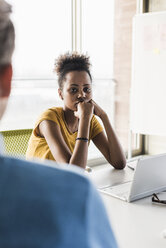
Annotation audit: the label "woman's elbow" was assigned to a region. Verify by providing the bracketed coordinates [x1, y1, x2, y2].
[111, 158, 126, 170]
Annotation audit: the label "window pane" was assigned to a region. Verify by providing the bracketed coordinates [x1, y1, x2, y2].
[82, 0, 114, 78]
[0, 80, 62, 130]
[0, 0, 71, 130]
[8, 0, 72, 79]
[82, 0, 115, 160]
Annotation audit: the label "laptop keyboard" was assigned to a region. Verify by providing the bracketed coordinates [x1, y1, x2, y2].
[99, 181, 132, 198]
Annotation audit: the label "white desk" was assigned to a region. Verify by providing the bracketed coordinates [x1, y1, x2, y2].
[88, 164, 166, 248]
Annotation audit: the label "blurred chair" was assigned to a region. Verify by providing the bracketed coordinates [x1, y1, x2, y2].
[0, 129, 32, 158]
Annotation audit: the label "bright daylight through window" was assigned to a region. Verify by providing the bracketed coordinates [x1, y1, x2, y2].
[1, 0, 116, 162]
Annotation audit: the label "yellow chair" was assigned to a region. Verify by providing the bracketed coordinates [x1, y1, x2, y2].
[1, 129, 32, 158]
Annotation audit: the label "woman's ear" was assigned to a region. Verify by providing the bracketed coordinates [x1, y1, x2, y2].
[58, 88, 64, 100]
[0, 64, 12, 97]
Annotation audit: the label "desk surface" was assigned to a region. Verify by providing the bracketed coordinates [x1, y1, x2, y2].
[88, 164, 166, 248]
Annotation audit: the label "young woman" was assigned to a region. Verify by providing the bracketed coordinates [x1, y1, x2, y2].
[26, 52, 126, 169]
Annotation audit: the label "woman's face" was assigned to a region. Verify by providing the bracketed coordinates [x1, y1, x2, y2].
[59, 70, 92, 111]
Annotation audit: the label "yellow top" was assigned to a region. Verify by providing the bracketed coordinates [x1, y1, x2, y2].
[26, 107, 103, 161]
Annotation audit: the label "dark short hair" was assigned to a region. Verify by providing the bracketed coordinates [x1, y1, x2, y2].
[54, 52, 92, 89]
[0, 1, 15, 66]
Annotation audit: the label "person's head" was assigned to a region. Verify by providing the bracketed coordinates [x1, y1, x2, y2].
[0, 0, 15, 120]
[54, 52, 92, 111]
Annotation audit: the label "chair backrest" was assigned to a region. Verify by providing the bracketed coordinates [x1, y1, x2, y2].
[0, 129, 32, 158]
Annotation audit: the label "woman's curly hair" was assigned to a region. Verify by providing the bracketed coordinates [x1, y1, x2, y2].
[54, 52, 92, 88]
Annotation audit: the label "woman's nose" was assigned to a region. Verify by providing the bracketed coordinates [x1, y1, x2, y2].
[77, 90, 85, 98]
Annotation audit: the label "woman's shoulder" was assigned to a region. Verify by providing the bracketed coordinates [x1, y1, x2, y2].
[33, 107, 63, 128]
[40, 107, 63, 119]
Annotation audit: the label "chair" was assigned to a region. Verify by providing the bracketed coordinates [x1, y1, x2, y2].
[0, 129, 32, 158]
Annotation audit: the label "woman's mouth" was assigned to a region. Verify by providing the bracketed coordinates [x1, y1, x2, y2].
[76, 99, 84, 104]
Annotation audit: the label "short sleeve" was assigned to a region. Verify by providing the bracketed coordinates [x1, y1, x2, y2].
[33, 108, 60, 136]
[90, 115, 103, 140]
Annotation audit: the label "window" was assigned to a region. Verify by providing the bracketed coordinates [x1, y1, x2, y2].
[9, 0, 72, 79]
[73, 0, 115, 160]
[1, 0, 129, 163]
[1, 0, 71, 130]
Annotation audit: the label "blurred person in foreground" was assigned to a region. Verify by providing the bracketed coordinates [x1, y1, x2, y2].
[0, 0, 118, 247]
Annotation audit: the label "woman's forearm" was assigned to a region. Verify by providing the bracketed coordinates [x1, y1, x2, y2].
[100, 112, 126, 169]
[69, 117, 91, 169]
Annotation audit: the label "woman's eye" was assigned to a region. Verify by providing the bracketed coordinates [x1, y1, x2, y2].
[70, 88, 78, 93]
[84, 87, 91, 93]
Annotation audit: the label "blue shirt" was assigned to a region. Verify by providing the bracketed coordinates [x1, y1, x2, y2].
[0, 155, 118, 248]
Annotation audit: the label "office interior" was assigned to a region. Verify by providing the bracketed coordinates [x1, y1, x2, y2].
[1, 0, 166, 163]
[1, 1, 166, 248]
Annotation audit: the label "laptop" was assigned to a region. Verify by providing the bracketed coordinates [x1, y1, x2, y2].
[99, 153, 166, 202]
